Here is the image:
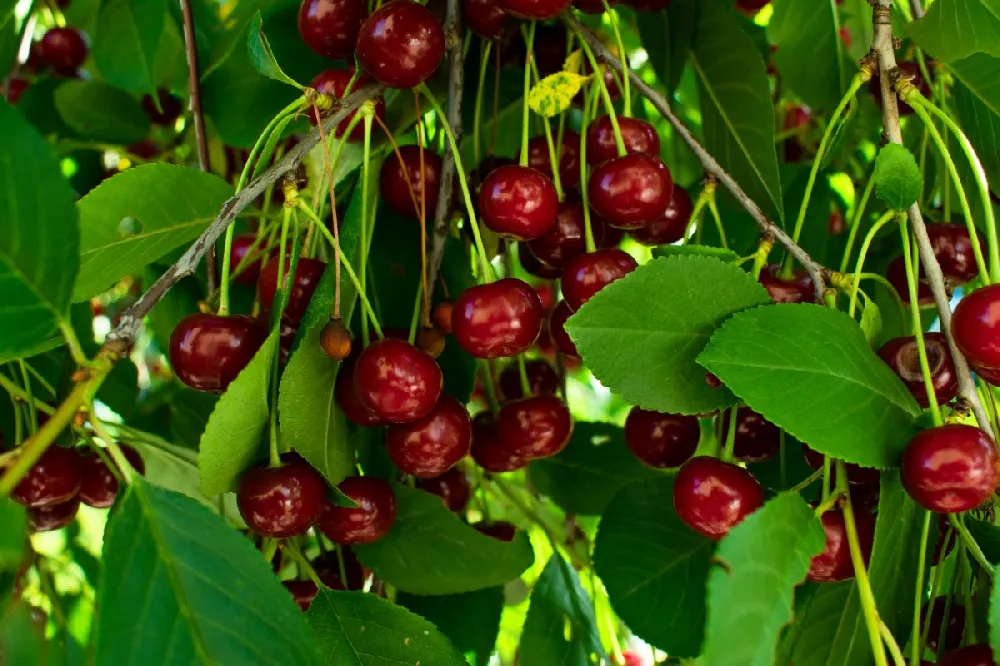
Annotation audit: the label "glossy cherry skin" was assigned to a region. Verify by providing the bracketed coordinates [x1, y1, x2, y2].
[298, 0, 368, 60]
[308, 69, 386, 139]
[28, 496, 80, 533]
[927, 223, 984, 284]
[561, 249, 638, 312]
[869, 61, 930, 116]
[470, 413, 527, 472]
[354, 338, 443, 423]
[78, 445, 145, 508]
[878, 333, 958, 408]
[887, 255, 933, 306]
[802, 445, 880, 487]
[258, 257, 327, 324]
[141, 91, 183, 126]
[12, 447, 81, 508]
[313, 547, 367, 590]
[624, 407, 700, 469]
[939, 644, 996, 666]
[479, 166, 559, 240]
[462, 0, 516, 40]
[169, 314, 268, 393]
[629, 187, 692, 246]
[921, 597, 965, 653]
[38, 27, 88, 75]
[672, 456, 764, 540]
[901, 424, 1000, 513]
[807, 507, 875, 582]
[525, 131, 581, 190]
[318, 476, 397, 544]
[498, 358, 558, 401]
[588, 154, 673, 229]
[719, 408, 781, 463]
[473, 520, 516, 541]
[549, 301, 579, 357]
[519, 245, 562, 279]
[952, 284, 1000, 369]
[416, 466, 471, 511]
[283, 580, 318, 611]
[586, 116, 661, 167]
[527, 202, 590, 270]
[380, 144, 442, 220]
[6, 78, 28, 103]
[356, 1, 445, 89]
[385, 395, 472, 477]
[452, 278, 544, 359]
[497, 395, 573, 460]
[236, 458, 328, 538]
[336, 360, 386, 427]
[495, 0, 568, 20]
[758, 264, 814, 304]
[229, 233, 269, 285]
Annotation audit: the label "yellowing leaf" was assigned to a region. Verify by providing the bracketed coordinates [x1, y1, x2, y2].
[563, 49, 585, 74]
[528, 72, 588, 118]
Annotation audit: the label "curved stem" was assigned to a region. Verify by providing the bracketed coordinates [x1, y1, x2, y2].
[527, 56, 564, 199]
[478, 359, 500, 414]
[600, 0, 630, 116]
[839, 169, 877, 273]
[948, 513, 995, 577]
[841, 482, 888, 666]
[519, 22, 536, 168]
[0, 374, 55, 416]
[473, 41, 491, 166]
[848, 210, 896, 317]
[360, 113, 374, 346]
[910, 510, 932, 666]
[570, 25, 625, 155]
[580, 85, 600, 253]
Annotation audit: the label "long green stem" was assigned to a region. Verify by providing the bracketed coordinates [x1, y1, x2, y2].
[17, 362, 37, 438]
[841, 482, 888, 666]
[570, 25, 625, 155]
[948, 513, 995, 576]
[360, 113, 374, 347]
[478, 360, 500, 414]
[839, 170, 877, 273]
[579, 84, 600, 253]
[0, 373, 54, 415]
[848, 211, 896, 317]
[527, 56, 563, 199]
[519, 23, 536, 168]
[910, 510, 932, 666]
[473, 41, 492, 165]
[600, 0, 630, 116]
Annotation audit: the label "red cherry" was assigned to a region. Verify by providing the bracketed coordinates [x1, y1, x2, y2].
[470, 413, 527, 472]
[236, 458, 328, 538]
[735, 0, 770, 11]
[571, 0, 616, 13]
[169, 314, 268, 393]
[939, 644, 995, 666]
[379, 144, 442, 220]
[283, 580, 318, 611]
[525, 131, 582, 190]
[353, 338, 443, 422]
[38, 27, 88, 75]
[878, 333, 958, 408]
[28, 496, 80, 532]
[318, 476, 397, 544]
[6, 78, 28, 103]
[719, 408, 780, 463]
[336, 360, 387, 427]
[451, 278, 544, 359]
[901, 424, 1000, 513]
[298, 0, 368, 60]
[356, 0, 445, 89]
[588, 153, 673, 229]
[308, 69, 387, 140]
[758, 264, 815, 304]
[495, 0, 568, 20]
[801, 445, 880, 487]
[473, 520, 516, 541]
[548, 301, 579, 357]
[78, 452, 119, 508]
[478, 165, 559, 240]
[416, 466, 471, 511]
[462, 0, 516, 40]
[887, 255, 933, 306]
[519, 245, 563, 279]
[141, 90, 183, 126]
[619, 650, 651, 666]
[385, 395, 472, 477]
[258, 257, 327, 324]
[952, 284, 1000, 369]
[807, 507, 875, 582]
[672, 456, 763, 540]
[869, 62, 930, 116]
[972, 363, 1000, 387]
[229, 233, 270, 285]
[921, 597, 966, 653]
[11, 447, 81, 508]
[585, 116, 661, 167]
[497, 395, 572, 460]
[624, 0, 669, 9]
[498, 358, 558, 401]
[927, 223, 984, 284]
[624, 407, 699, 468]
[629, 187, 692, 246]
[526, 202, 590, 270]
[313, 547, 367, 590]
[784, 104, 811, 131]
[561, 248, 638, 312]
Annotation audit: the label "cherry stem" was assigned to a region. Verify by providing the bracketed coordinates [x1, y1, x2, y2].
[948, 513, 995, 577]
[519, 22, 536, 169]
[360, 112, 375, 347]
[750, 237, 773, 280]
[879, 621, 906, 666]
[526, 56, 564, 199]
[284, 540, 323, 587]
[838, 168, 877, 273]
[477, 359, 500, 414]
[408, 281, 422, 345]
[473, 41, 492, 166]
[706, 197, 729, 250]
[847, 210, 896, 318]
[683, 182, 715, 244]
[599, 0, 630, 117]
[719, 406, 738, 463]
[516, 355, 531, 398]
[571, 27, 625, 156]
[0, 373, 55, 417]
[579, 84, 600, 253]
[312, 100, 343, 320]
[909, 510, 932, 666]
[90, 414, 136, 485]
[16, 361, 37, 439]
[56, 319, 89, 368]
[413, 93, 431, 327]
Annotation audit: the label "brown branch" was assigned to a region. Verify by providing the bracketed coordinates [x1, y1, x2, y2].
[564, 14, 828, 301]
[909, 0, 925, 20]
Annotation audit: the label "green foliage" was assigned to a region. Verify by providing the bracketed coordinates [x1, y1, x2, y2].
[92, 0, 169, 97]
[638, 0, 696, 97]
[873, 144, 922, 211]
[768, 0, 849, 113]
[906, 0, 1000, 62]
[950, 54, 1000, 189]
[650, 244, 740, 262]
[247, 12, 303, 89]
[397, 588, 504, 666]
[0, 497, 26, 570]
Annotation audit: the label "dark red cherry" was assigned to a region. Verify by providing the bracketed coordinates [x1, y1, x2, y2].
[462, 0, 516, 40]
[78, 451, 119, 508]
[735, 0, 770, 11]
[878, 333, 958, 408]
[479, 165, 559, 240]
[527, 202, 590, 270]
[519, 245, 563, 279]
[972, 363, 1000, 387]
[380, 144, 442, 220]
[807, 507, 875, 582]
[258, 257, 327, 324]
[38, 27, 88, 75]
[887, 255, 933, 306]
[11, 447, 81, 508]
[869, 61, 930, 116]
[169, 314, 268, 393]
[313, 547, 367, 590]
[497, 395, 572, 460]
[624, 0, 670, 9]
[318, 476, 397, 544]
[953, 284, 1000, 369]
[140, 90, 183, 126]
[451, 278, 544, 359]
[283, 580, 318, 611]
[921, 597, 965, 653]
[6, 78, 28, 103]
[901, 424, 1000, 513]
[801, 445, 880, 487]
[236, 458, 328, 538]
[525, 130, 581, 190]
[784, 104, 811, 131]
[758, 264, 814, 304]
[473, 520, 516, 541]
[470, 413, 527, 472]
[629, 187, 692, 246]
[586, 116, 660, 167]
[939, 644, 996, 666]
[498, 359, 558, 401]
[928, 223, 984, 284]
[336, 360, 386, 427]
[495, 0, 568, 20]
[588, 153, 672, 229]
[672, 456, 764, 540]
[624, 407, 700, 468]
[385, 395, 471, 477]
[353, 338, 443, 422]
[561, 248, 638, 312]
[548, 301, 579, 358]
[571, 0, 615, 13]
[416, 466, 471, 511]
[356, 0, 445, 89]
[719, 408, 781, 463]
[229, 233, 269, 285]
[308, 68, 387, 140]
[28, 496, 80, 532]
[298, 0, 368, 60]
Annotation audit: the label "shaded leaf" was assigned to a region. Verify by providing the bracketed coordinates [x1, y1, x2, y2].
[54, 80, 151, 144]
[906, 0, 1000, 62]
[768, 0, 848, 113]
[247, 12, 303, 89]
[397, 588, 504, 666]
[949, 54, 1000, 190]
[0, 497, 26, 570]
[873, 144, 922, 211]
[92, 0, 167, 96]
[637, 0, 697, 97]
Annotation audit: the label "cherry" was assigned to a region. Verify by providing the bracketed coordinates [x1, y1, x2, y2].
[549, 301, 579, 357]
[624, 407, 700, 468]
[588, 153, 673, 229]
[462, 0, 516, 41]
[498, 359, 558, 401]
[829, 209, 846, 235]
[298, 0, 368, 60]
[473, 520, 516, 541]
[307, 69, 386, 140]
[801, 445, 880, 487]
[416, 466, 471, 511]
[258, 257, 327, 324]
[887, 255, 933, 306]
[878, 333, 958, 408]
[6, 78, 28, 103]
[624, 0, 670, 9]
[497, 395, 573, 460]
[519, 245, 563, 279]
[236, 457, 328, 538]
[525, 131, 581, 191]
[38, 27, 88, 75]
[807, 507, 875, 582]
[354, 338, 443, 422]
[672, 456, 764, 540]
[784, 104, 811, 131]
[927, 223, 984, 284]
[283, 580, 318, 611]
[336, 361, 385, 427]
[385, 395, 472, 477]
[758, 264, 814, 304]
[939, 645, 996, 666]
[869, 61, 930, 116]
[228, 233, 270, 285]
[629, 187, 692, 246]
[561, 248, 638, 312]
[318, 476, 397, 544]
[495, 0, 568, 20]
[451, 278, 544, 359]
[28, 496, 80, 533]
[478, 165, 559, 240]
[526, 202, 590, 270]
[619, 651, 651, 666]
[735, 0, 770, 11]
[585, 116, 661, 167]
[356, 0, 445, 89]
[952, 284, 1000, 369]
[719, 408, 780, 463]
[169, 314, 267, 393]
[140, 90, 183, 126]
[313, 547, 367, 590]
[11, 447, 81, 508]
[380, 144, 442, 220]
[470, 413, 527, 472]
[901, 424, 1000, 513]
[921, 597, 965, 653]
[973, 363, 1000, 386]
[78, 447, 142, 508]
[571, 0, 615, 13]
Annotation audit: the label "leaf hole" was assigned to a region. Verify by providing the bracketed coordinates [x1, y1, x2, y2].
[117, 216, 143, 238]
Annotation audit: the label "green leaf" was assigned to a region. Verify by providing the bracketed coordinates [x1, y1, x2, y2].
[0, 497, 26, 570]
[565, 255, 771, 415]
[594, 477, 713, 657]
[637, 0, 697, 97]
[92, 0, 167, 96]
[53, 80, 151, 145]
[520, 553, 607, 666]
[530, 422, 661, 516]
[691, 0, 783, 222]
[967, 518, 1000, 564]
[0, 603, 46, 666]
[127, 435, 227, 513]
[527, 71, 587, 118]
[247, 12, 303, 89]
[650, 244, 740, 263]
[873, 144, 922, 211]
[74, 164, 233, 301]
[354, 484, 534, 595]
[990, 578, 1000, 664]
[95, 480, 320, 665]
[397, 588, 504, 666]
[859, 292, 882, 348]
[198, 331, 278, 495]
[0, 102, 79, 361]
[698, 304, 921, 468]
[702, 493, 825, 666]
[768, 0, 848, 113]
[949, 55, 1000, 189]
[202, 0, 272, 78]
[906, 0, 1000, 62]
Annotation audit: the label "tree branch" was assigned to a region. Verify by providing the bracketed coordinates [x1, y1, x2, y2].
[909, 0, 925, 20]
[869, 1, 991, 433]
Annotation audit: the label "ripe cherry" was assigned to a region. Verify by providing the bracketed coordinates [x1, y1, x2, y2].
[356, 0, 445, 89]
[561, 248, 638, 311]
[313, 547, 367, 590]
[525, 131, 581, 190]
[527, 202, 590, 270]
[901, 424, 1000, 513]
[735, 0, 770, 11]
[308, 69, 386, 140]
[921, 597, 965, 653]
[38, 27, 88, 75]
[548, 301, 579, 357]
[801, 445, 880, 487]
[519, 245, 562, 279]
[473, 520, 517, 541]
[758, 264, 814, 304]
[318, 476, 397, 544]
[228, 233, 269, 285]
[11, 447, 81, 508]
[807, 507, 875, 582]
[887, 255, 933, 306]
[380, 144, 442, 220]
[495, 0, 568, 20]
[6, 78, 28, 103]
[498, 359, 558, 401]
[336, 360, 386, 427]
[416, 466, 471, 511]
[236, 456, 328, 538]
[462, 0, 516, 41]
[571, 0, 615, 13]
[385, 395, 472, 477]
[585, 116, 660, 167]
[588, 153, 673, 229]
[28, 496, 80, 533]
[673, 456, 764, 540]
[169, 314, 268, 393]
[624, 0, 669, 9]
[141, 90, 183, 126]
[451, 278, 544, 359]
[629, 187, 692, 246]
[298, 0, 368, 60]
[719, 408, 780, 463]
[927, 223, 984, 284]
[869, 61, 930, 116]
[497, 395, 573, 460]
[78, 445, 144, 508]
[952, 283, 1000, 371]
[354, 338, 443, 423]
[283, 580, 318, 611]
[624, 407, 700, 468]
[479, 165, 559, 240]
[939, 644, 995, 666]
[878, 333, 958, 408]
[470, 413, 527, 472]
[258, 257, 327, 324]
